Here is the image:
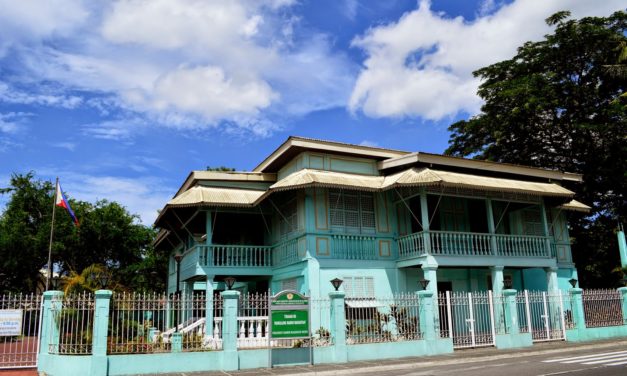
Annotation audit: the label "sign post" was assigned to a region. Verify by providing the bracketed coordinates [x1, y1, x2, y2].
[268, 290, 310, 368]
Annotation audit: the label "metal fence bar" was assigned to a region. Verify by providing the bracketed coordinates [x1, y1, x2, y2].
[50, 292, 94, 355]
[581, 289, 623, 328]
[0, 293, 43, 369]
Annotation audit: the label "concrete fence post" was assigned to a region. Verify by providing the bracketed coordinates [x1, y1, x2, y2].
[221, 290, 240, 370]
[569, 288, 586, 330]
[329, 291, 348, 363]
[90, 290, 112, 376]
[618, 287, 627, 325]
[37, 291, 64, 376]
[417, 290, 436, 340]
[503, 289, 520, 334]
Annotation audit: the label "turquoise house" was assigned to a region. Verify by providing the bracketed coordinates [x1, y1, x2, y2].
[154, 136, 590, 300]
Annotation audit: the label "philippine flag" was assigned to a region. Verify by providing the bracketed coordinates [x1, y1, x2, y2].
[55, 181, 79, 226]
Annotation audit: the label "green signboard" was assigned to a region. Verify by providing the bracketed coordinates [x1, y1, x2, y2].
[270, 290, 309, 339]
[271, 310, 309, 338]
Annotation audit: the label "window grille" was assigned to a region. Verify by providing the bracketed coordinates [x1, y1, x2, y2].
[281, 278, 297, 292]
[329, 189, 376, 232]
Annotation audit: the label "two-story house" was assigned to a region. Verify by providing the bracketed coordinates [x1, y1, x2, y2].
[154, 136, 589, 301]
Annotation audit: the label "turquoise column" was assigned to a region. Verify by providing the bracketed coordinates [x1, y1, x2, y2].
[618, 229, 627, 268]
[491, 266, 505, 333]
[420, 191, 432, 254]
[503, 289, 520, 334]
[329, 291, 348, 363]
[421, 264, 438, 295]
[221, 290, 240, 371]
[545, 267, 559, 292]
[417, 290, 436, 340]
[570, 288, 586, 330]
[91, 290, 112, 376]
[37, 291, 63, 376]
[618, 287, 627, 325]
[205, 277, 215, 339]
[539, 200, 553, 257]
[486, 199, 498, 255]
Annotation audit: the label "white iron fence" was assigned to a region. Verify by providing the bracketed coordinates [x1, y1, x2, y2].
[50, 292, 95, 355]
[438, 291, 496, 348]
[0, 293, 42, 369]
[345, 293, 422, 344]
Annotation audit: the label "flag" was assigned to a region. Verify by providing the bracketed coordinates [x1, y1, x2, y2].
[55, 181, 79, 226]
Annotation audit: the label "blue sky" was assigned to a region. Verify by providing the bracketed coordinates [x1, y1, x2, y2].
[0, 0, 623, 224]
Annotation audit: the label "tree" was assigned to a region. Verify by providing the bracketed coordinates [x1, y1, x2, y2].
[0, 172, 166, 293]
[446, 11, 627, 287]
[206, 166, 236, 172]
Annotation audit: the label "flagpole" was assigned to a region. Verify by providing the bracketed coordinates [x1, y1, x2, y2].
[46, 177, 58, 291]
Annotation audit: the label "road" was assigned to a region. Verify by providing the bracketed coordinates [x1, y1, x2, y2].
[342, 343, 627, 376]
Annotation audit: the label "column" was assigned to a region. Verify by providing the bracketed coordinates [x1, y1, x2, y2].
[421, 264, 438, 295]
[486, 199, 498, 255]
[539, 200, 553, 257]
[417, 290, 436, 340]
[491, 266, 505, 333]
[545, 267, 559, 292]
[618, 229, 627, 268]
[420, 191, 432, 254]
[221, 290, 240, 370]
[40, 291, 64, 356]
[503, 289, 520, 334]
[91, 290, 112, 376]
[205, 277, 215, 339]
[570, 288, 586, 330]
[329, 291, 348, 363]
[618, 287, 627, 325]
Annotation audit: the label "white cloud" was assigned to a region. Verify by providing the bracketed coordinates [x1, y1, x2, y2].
[0, 82, 82, 109]
[81, 118, 146, 141]
[50, 142, 76, 151]
[0, 112, 32, 134]
[0, 0, 355, 137]
[349, 0, 626, 120]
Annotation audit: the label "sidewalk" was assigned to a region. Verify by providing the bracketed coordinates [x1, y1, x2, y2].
[156, 338, 627, 376]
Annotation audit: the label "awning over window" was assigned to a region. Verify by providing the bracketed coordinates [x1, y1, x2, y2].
[166, 185, 265, 208]
[557, 199, 591, 213]
[269, 169, 383, 192]
[345, 299, 384, 308]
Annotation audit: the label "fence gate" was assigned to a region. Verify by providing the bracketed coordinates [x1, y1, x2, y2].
[520, 291, 566, 342]
[440, 291, 495, 349]
[0, 293, 42, 369]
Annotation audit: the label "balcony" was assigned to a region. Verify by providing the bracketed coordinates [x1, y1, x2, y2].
[398, 230, 553, 266]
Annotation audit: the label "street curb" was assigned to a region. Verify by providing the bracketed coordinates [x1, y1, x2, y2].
[257, 340, 627, 376]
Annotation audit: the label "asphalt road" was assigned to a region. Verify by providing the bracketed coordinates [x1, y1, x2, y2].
[344, 343, 627, 376]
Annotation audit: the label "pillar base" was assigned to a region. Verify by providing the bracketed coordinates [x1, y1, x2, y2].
[171, 333, 183, 353]
[495, 333, 533, 349]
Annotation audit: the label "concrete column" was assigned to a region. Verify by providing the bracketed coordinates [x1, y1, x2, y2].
[417, 290, 436, 340]
[618, 229, 627, 268]
[40, 291, 64, 356]
[569, 288, 586, 330]
[491, 266, 505, 333]
[618, 287, 627, 325]
[490, 266, 504, 296]
[91, 290, 112, 376]
[420, 191, 432, 254]
[205, 277, 215, 337]
[329, 291, 348, 363]
[421, 263, 438, 295]
[486, 199, 498, 255]
[503, 289, 520, 334]
[545, 267, 559, 293]
[221, 290, 240, 370]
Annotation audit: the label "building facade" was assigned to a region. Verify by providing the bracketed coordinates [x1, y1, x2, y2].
[154, 136, 590, 300]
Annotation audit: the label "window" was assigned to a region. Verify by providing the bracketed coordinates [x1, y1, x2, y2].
[329, 189, 376, 233]
[281, 278, 297, 292]
[343, 276, 374, 297]
[280, 198, 298, 236]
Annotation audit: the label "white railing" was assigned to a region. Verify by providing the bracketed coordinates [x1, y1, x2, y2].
[198, 245, 272, 267]
[272, 237, 303, 267]
[582, 289, 624, 328]
[345, 293, 422, 344]
[398, 232, 425, 259]
[50, 292, 94, 355]
[430, 231, 493, 256]
[494, 234, 549, 257]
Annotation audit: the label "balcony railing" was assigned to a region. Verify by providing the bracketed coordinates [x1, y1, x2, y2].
[331, 234, 377, 260]
[398, 231, 552, 259]
[197, 244, 272, 267]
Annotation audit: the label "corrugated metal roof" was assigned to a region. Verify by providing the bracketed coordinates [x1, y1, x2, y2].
[269, 169, 383, 192]
[558, 199, 591, 213]
[167, 185, 265, 207]
[381, 168, 575, 197]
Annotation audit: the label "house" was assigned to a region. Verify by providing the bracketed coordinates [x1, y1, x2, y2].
[154, 136, 590, 301]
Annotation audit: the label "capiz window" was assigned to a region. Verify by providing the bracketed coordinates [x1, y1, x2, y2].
[329, 189, 376, 233]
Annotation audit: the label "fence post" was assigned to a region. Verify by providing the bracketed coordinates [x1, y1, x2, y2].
[503, 289, 520, 334]
[39, 291, 64, 356]
[90, 290, 112, 376]
[417, 290, 436, 340]
[221, 290, 240, 371]
[618, 287, 627, 325]
[329, 291, 348, 363]
[570, 288, 586, 330]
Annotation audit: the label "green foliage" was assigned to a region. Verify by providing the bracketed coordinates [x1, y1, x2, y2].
[0, 172, 166, 293]
[446, 11, 627, 287]
[206, 166, 236, 172]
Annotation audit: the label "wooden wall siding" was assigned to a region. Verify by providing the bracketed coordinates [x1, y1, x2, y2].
[313, 187, 329, 230]
[396, 204, 411, 236]
[316, 236, 330, 256]
[297, 191, 305, 231]
[375, 192, 390, 233]
[278, 151, 379, 178]
[379, 240, 391, 257]
[329, 156, 376, 175]
[309, 154, 324, 169]
[298, 237, 307, 258]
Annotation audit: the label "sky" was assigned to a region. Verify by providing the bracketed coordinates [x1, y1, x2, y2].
[0, 0, 624, 225]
